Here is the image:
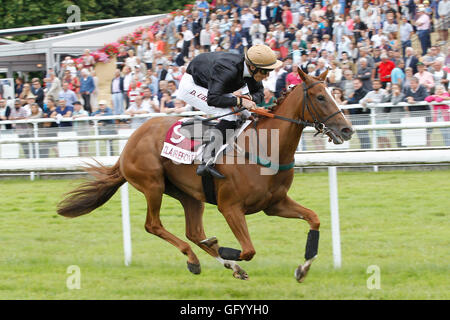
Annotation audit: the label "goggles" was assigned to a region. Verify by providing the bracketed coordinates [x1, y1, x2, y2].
[257, 68, 274, 75]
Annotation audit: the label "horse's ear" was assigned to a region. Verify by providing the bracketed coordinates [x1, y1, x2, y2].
[318, 68, 329, 81]
[297, 67, 308, 82]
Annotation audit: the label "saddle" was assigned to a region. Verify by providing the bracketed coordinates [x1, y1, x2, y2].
[161, 117, 251, 165]
[179, 116, 218, 141]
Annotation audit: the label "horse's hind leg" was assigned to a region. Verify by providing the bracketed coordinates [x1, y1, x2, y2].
[164, 183, 248, 279]
[264, 195, 320, 283]
[142, 182, 201, 274]
[185, 204, 249, 280]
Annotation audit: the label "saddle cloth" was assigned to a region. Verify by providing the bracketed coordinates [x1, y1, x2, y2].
[161, 118, 251, 164]
[161, 119, 204, 164]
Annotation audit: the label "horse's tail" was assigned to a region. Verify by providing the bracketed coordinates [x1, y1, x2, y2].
[57, 160, 126, 218]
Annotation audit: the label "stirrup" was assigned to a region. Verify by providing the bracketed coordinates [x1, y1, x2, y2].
[196, 160, 225, 179]
[196, 163, 208, 176]
[196, 158, 214, 175]
[206, 165, 225, 179]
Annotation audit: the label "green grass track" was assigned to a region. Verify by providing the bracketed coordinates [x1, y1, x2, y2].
[0, 170, 448, 299]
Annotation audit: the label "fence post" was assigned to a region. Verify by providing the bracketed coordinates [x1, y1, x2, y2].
[370, 106, 378, 172]
[33, 122, 40, 159]
[28, 140, 34, 181]
[93, 120, 100, 156]
[121, 181, 132, 266]
[106, 135, 111, 157]
[119, 136, 132, 266]
[33, 122, 41, 179]
[328, 166, 342, 269]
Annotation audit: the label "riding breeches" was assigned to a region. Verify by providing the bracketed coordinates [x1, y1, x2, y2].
[177, 73, 250, 121]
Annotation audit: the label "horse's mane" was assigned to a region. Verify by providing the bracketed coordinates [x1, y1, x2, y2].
[275, 86, 295, 109]
[272, 75, 322, 113]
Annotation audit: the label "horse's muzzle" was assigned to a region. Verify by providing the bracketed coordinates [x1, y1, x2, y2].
[326, 126, 354, 144]
[340, 127, 354, 141]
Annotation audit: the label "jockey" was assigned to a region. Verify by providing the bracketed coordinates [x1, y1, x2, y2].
[177, 44, 283, 179]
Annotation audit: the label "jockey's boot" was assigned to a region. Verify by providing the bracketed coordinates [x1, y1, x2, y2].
[196, 136, 225, 179]
[196, 120, 238, 179]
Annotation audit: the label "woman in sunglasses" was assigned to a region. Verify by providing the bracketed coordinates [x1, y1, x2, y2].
[177, 44, 282, 179]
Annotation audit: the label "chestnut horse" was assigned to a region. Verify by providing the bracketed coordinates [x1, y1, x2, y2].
[57, 69, 353, 282]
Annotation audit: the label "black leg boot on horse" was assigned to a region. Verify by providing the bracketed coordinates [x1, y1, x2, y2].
[197, 120, 238, 179]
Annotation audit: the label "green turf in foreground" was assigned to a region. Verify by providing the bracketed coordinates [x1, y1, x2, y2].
[0, 170, 449, 300]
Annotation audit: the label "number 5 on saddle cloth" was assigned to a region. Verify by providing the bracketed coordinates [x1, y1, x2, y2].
[160, 116, 252, 168]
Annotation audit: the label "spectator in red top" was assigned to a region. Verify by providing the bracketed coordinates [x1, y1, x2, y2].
[378, 53, 395, 89]
[155, 34, 166, 53]
[425, 85, 450, 123]
[282, 3, 293, 27]
[127, 80, 143, 107]
[81, 49, 95, 71]
[425, 85, 450, 146]
[286, 64, 302, 88]
[62, 70, 80, 96]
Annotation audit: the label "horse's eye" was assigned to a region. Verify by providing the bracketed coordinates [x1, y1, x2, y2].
[317, 95, 325, 101]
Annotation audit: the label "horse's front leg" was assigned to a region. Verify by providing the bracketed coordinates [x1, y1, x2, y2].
[264, 195, 320, 283]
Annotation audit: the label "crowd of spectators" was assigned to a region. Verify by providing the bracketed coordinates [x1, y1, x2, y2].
[1, 0, 449, 149]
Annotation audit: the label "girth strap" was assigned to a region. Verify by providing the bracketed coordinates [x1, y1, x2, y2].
[201, 175, 217, 205]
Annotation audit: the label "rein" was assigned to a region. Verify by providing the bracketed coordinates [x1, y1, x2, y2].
[253, 81, 343, 136]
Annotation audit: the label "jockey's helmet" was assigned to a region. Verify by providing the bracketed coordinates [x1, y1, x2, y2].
[245, 44, 283, 70]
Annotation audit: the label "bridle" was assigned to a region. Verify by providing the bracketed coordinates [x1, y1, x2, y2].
[244, 80, 344, 171]
[301, 81, 344, 136]
[265, 81, 343, 136]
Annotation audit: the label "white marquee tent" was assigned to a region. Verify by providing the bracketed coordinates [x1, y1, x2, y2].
[0, 14, 165, 77]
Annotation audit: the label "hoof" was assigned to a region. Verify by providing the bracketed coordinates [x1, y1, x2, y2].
[295, 257, 316, 283]
[294, 263, 311, 283]
[232, 265, 249, 280]
[187, 262, 201, 275]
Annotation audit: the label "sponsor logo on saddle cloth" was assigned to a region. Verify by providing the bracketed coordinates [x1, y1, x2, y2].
[161, 119, 203, 164]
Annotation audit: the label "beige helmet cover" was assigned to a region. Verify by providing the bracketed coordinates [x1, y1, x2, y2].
[245, 44, 283, 70]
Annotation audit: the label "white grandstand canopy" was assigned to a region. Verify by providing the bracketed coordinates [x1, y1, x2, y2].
[0, 17, 138, 37]
[0, 37, 21, 45]
[0, 14, 165, 76]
